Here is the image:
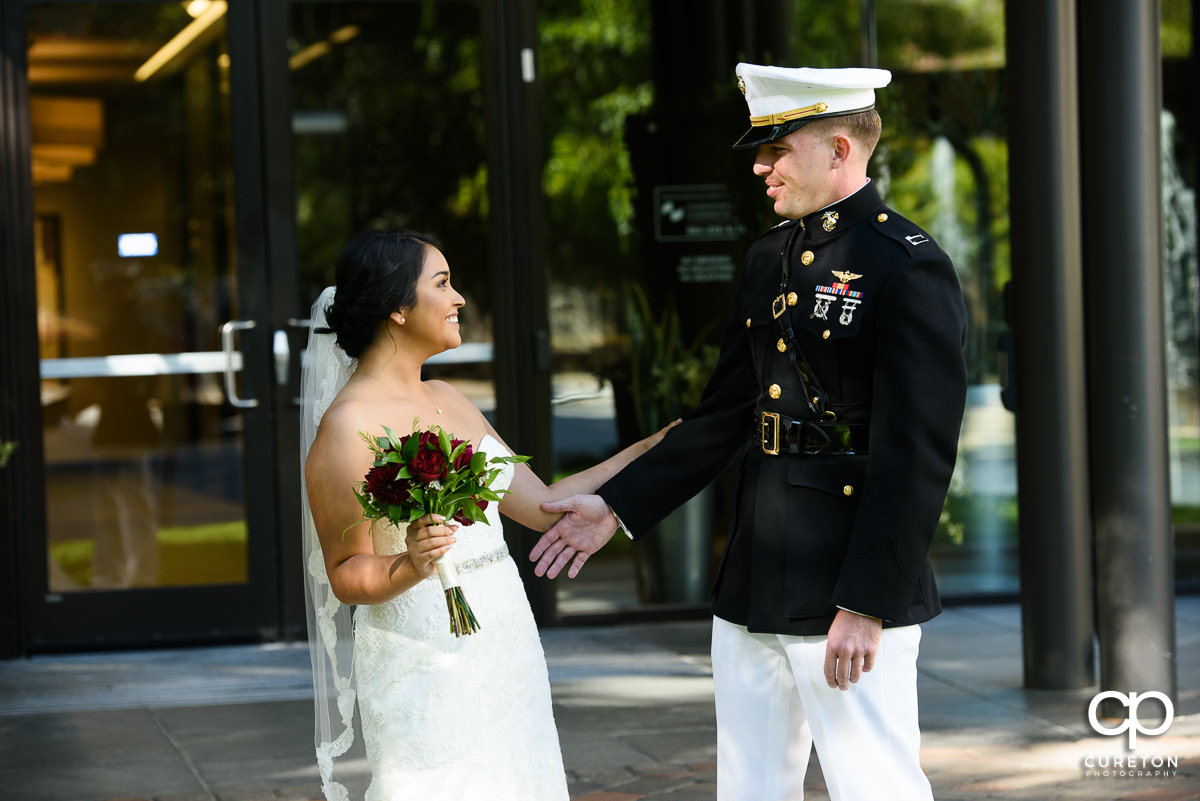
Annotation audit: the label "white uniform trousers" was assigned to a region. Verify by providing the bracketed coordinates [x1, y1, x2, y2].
[711, 615, 933, 801]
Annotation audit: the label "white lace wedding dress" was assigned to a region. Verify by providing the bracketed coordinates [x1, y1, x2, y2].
[351, 434, 569, 801]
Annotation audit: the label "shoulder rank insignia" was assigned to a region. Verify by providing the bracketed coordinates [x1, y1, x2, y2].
[821, 210, 839, 232]
[812, 269, 864, 326]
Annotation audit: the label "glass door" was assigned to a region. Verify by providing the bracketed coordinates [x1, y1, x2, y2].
[23, 0, 280, 648]
[286, 0, 496, 391]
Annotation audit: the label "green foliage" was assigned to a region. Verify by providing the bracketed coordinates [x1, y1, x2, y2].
[289, 3, 492, 306]
[789, 1, 862, 66]
[877, 0, 1003, 67]
[624, 282, 719, 436]
[539, 0, 654, 272]
[0, 440, 15, 469]
[1162, 0, 1193, 58]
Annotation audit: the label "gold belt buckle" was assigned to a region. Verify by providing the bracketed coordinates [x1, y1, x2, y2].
[772, 295, 787, 319]
[761, 411, 780, 456]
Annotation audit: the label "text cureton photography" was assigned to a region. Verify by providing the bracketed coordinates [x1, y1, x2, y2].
[1081, 690, 1182, 780]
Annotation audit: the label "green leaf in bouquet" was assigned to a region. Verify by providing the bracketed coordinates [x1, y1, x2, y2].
[353, 489, 374, 512]
[470, 451, 487, 473]
[401, 432, 420, 462]
[409, 487, 425, 506]
[463, 503, 486, 524]
[440, 488, 476, 506]
[477, 488, 505, 503]
[437, 426, 452, 456]
[450, 440, 470, 465]
[382, 425, 404, 451]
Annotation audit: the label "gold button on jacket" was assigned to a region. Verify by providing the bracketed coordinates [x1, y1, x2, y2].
[768, 384, 782, 399]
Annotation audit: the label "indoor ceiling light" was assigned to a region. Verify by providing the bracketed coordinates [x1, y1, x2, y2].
[186, 0, 214, 18]
[134, 1, 227, 82]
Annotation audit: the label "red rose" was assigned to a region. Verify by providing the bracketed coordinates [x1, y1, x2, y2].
[452, 498, 489, 526]
[409, 446, 448, 484]
[451, 438, 474, 472]
[364, 463, 410, 506]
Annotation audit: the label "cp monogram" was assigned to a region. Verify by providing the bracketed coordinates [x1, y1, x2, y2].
[1087, 691, 1174, 749]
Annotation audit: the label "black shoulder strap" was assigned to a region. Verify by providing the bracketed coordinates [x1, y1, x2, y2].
[775, 222, 835, 420]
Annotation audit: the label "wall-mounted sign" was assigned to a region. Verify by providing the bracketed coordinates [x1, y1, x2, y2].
[654, 184, 746, 243]
[676, 253, 737, 284]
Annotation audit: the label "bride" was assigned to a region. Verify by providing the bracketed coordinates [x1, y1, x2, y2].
[300, 230, 669, 801]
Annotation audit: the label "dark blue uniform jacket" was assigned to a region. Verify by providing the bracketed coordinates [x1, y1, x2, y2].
[599, 181, 968, 635]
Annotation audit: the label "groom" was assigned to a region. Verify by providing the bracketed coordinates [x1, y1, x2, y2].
[531, 63, 967, 800]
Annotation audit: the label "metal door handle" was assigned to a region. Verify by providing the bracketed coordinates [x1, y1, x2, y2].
[273, 330, 290, 387]
[220, 320, 259, 408]
[288, 318, 313, 406]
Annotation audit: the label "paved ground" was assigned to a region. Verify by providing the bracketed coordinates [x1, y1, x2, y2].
[1, 599, 1197, 801]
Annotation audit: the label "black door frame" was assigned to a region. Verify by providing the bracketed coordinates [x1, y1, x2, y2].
[1, 0, 286, 652]
[0, 0, 553, 653]
[0, 0, 46, 658]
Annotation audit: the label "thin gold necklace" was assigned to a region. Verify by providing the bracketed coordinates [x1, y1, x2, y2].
[360, 372, 443, 414]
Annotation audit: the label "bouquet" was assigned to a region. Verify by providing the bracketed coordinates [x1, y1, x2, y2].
[352, 423, 527, 636]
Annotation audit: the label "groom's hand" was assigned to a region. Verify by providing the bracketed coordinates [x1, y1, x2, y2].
[530, 494, 618, 579]
[824, 609, 882, 691]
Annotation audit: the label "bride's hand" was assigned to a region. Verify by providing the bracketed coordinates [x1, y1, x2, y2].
[643, 418, 681, 451]
[404, 514, 458, 575]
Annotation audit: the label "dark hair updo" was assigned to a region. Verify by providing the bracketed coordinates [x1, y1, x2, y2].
[320, 229, 442, 359]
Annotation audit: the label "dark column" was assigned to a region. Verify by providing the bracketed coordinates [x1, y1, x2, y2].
[1004, 0, 1095, 688]
[0, 0, 43, 658]
[481, 0, 555, 624]
[1078, 0, 1177, 703]
[252, 0, 307, 640]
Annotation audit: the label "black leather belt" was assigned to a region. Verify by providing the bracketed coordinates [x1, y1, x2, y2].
[756, 410, 869, 456]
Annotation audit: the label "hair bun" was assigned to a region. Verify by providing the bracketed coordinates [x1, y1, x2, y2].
[323, 229, 442, 359]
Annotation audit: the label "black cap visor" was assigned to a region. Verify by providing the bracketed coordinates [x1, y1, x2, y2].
[732, 118, 811, 150]
[731, 105, 877, 150]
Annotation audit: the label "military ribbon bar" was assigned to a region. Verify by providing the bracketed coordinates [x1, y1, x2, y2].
[815, 283, 863, 298]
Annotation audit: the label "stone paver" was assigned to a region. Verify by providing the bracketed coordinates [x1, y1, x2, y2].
[3, 599, 1197, 801]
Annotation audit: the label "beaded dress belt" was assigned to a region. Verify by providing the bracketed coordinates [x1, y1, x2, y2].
[756, 410, 869, 456]
[450, 545, 510, 575]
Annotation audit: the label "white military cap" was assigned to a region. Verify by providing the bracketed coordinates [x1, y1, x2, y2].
[732, 64, 892, 150]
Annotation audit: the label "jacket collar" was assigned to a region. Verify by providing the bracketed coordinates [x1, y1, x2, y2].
[797, 180, 883, 243]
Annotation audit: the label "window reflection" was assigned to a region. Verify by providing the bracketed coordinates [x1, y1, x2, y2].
[1162, 2, 1200, 589]
[870, 2, 1017, 592]
[30, 2, 244, 592]
[288, 1, 495, 411]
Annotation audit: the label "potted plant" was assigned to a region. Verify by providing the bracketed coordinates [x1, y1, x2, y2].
[623, 281, 720, 604]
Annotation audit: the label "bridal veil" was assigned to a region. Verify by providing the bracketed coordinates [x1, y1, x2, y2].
[299, 286, 358, 801]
